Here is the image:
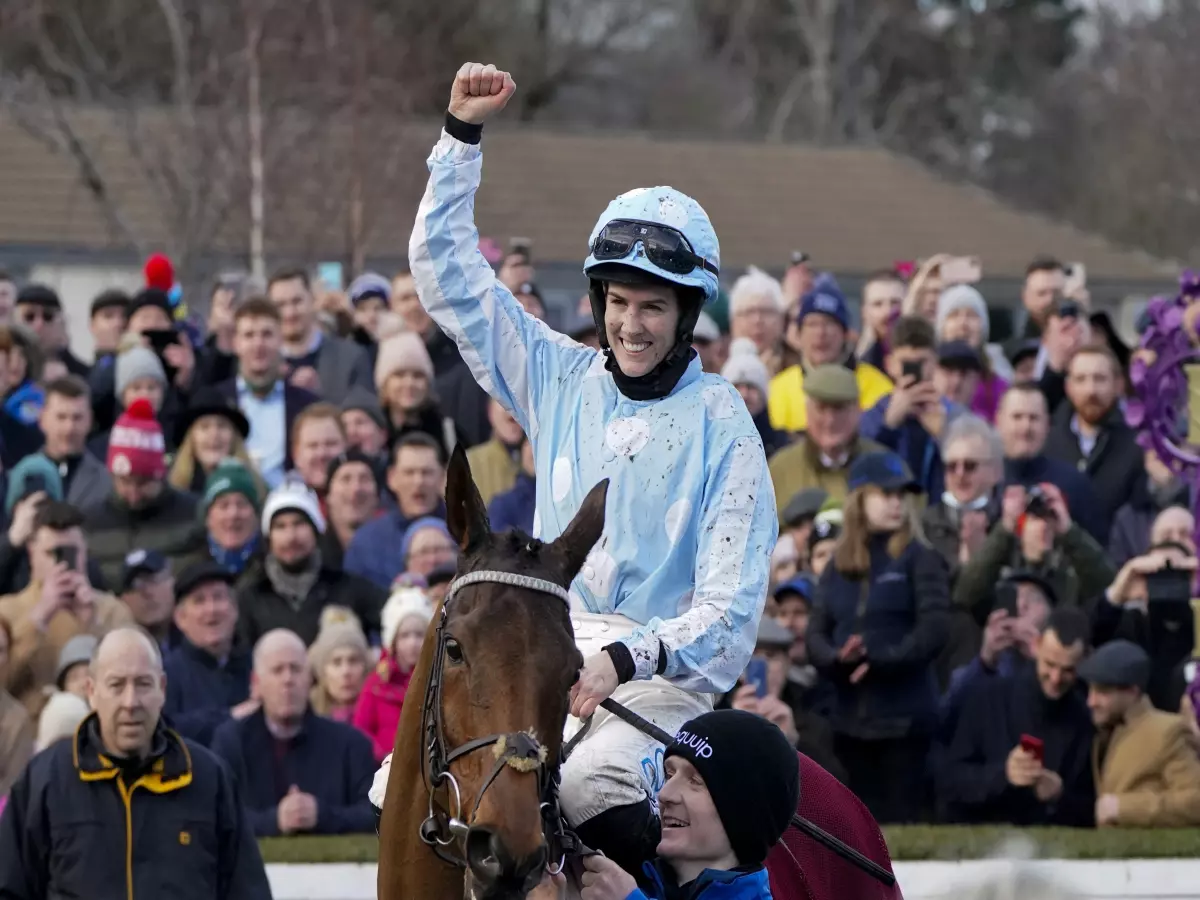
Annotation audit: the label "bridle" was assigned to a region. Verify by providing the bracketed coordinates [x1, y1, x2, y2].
[418, 568, 580, 881]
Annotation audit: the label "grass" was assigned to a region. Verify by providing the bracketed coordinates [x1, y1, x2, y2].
[257, 826, 1200, 864]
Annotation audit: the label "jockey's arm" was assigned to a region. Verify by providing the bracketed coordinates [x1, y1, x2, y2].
[609, 436, 778, 695]
[408, 126, 593, 441]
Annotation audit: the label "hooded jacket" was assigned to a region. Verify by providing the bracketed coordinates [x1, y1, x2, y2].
[408, 130, 777, 693]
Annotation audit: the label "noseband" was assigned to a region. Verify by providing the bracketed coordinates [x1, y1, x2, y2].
[418, 569, 576, 877]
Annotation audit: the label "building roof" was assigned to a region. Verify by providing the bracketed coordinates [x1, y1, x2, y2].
[0, 106, 1178, 281]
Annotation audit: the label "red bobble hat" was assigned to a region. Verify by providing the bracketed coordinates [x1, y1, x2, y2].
[107, 399, 166, 480]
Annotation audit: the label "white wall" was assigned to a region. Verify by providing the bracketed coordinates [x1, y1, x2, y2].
[263, 859, 1200, 900]
[27, 262, 142, 363]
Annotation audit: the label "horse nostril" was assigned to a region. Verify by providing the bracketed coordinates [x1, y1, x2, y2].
[520, 842, 550, 891]
[465, 827, 502, 885]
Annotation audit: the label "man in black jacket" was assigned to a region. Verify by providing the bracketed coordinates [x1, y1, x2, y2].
[0, 627, 271, 900]
[938, 607, 1094, 826]
[1044, 346, 1141, 541]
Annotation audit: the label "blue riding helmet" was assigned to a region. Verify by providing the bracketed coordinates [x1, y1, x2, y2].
[583, 187, 721, 304]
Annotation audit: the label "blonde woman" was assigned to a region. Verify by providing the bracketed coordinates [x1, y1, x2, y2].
[169, 387, 264, 497]
[308, 616, 370, 724]
[806, 450, 949, 823]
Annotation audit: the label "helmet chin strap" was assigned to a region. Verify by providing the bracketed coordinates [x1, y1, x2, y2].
[588, 279, 703, 402]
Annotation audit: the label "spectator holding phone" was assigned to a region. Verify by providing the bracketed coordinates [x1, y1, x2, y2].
[934, 284, 1012, 423]
[861, 316, 965, 498]
[806, 450, 949, 822]
[938, 607, 1094, 826]
[0, 500, 132, 718]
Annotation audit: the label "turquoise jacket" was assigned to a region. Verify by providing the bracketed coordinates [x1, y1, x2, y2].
[630, 860, 773, 899]
[408, 130, 778, 693]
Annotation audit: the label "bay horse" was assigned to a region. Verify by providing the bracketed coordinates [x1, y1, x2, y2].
[378, 444, 607, 900]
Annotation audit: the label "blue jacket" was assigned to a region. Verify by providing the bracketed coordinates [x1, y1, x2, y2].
[488, 472, 536, 534]
[410, 130, 778, 693]
[163, 639, 252, 747]
[806, 537, 949, 739]
[630, 860, 773, 899]
[343, 503, 447, 590]
[859, 395, 965, 499]
[210, 707, 377, 836]
[0, 714, 271, 900]
[1003, 455, 1104, 544]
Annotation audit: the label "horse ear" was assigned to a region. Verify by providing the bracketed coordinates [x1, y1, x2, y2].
[552, 479, 609, 579]
[445, 443, 490, 554]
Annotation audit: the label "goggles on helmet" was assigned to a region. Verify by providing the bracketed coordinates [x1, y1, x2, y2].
[590, 219, 719, 278]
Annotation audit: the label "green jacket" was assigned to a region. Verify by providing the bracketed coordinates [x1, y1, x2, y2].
[953, 522, 1116, 614]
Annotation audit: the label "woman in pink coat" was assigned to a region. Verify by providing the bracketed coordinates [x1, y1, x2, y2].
[353, 586, 433, 761]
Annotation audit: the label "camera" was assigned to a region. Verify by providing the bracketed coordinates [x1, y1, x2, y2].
[1024, 486, 1051, 519]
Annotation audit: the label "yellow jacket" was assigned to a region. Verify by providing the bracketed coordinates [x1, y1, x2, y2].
[465, 439, 520, 507]
[1093, 696, 1200, 827]
[767, 362, 893, 433]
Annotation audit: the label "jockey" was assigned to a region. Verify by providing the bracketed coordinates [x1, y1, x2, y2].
[382, 62, 777, 873]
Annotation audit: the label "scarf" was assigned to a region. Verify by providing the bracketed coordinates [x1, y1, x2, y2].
[209, 533, 259, 576]
[265, 550, 322, 612]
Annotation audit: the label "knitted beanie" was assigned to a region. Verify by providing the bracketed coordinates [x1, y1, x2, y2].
[381, 585, 434, 652]
[5, 454, 64, 515]
[375, 331, 434, 392]
[262, 478, 326, 535]
[936, 285, 990, 343]
[721, 337, 770, 397]
[399, 517, 453, 563]
[115, 346, 167, 399]
[665, 709, 800, 866]
[202, 457, 261, 516]
[108, 399, 166, 479]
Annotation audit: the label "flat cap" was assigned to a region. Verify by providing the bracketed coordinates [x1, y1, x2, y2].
[1077, 639, 1151, 689]
[805, 364, 859, 405]
[782, 488, 829, 527]
[755, 616, 795, 649]
[936, 340, 983, 371]
[174, 560, 236, 604]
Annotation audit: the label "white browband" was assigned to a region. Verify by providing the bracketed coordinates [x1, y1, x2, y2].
[445, 569, 571, 606]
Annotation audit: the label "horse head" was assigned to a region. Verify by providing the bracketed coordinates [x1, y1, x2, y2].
[433, 443, 606, 898]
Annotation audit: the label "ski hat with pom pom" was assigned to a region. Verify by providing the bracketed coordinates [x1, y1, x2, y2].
[721, 337, 769, 396]
[108, 398, 166, 479]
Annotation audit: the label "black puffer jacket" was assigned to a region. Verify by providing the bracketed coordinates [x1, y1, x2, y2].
[235, 561, 386, 648]
[83, 486, 204, 589]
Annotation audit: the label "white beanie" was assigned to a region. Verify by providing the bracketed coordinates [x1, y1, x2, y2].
[721, 337, 770, 396]
[381, 586, 434, 652]
[262, 477, 326, 535]
[693, 311, 720, 344]
[729, 266, 784, 315]
[36, 690, 91, 752]
[936, 285, 989, 342]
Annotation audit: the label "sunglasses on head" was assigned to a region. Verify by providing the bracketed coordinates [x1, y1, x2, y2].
[945, 459, 980, 474]
[591, 219, 718, 277]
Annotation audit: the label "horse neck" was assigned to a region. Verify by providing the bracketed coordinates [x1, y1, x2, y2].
[377, 607, 464, 900]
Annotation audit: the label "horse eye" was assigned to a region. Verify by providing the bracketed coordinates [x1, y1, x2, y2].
[445, 639, 465, 664]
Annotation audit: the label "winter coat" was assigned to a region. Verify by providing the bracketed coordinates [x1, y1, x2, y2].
[352, 654, 414, 762]
[83, 485, 204, 591]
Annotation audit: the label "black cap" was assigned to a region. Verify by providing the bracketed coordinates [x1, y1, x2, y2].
[1003, 569, 1058, 607]
[16, 284, 61, 310]
[1077, 640, 1151, 689]
[847, 451, 920, 494]
[426, 560, 457, 587]
[325, 448, 381, 489]
[782, 488, 829, 527]
[90, 289, 131, 318]
[121, 548, 168, 592]
[1007, 338, 1041, 368]
[666, 710, 800, 866]
[936, 340, 983, 372]
[127, 288, 173, 321]
[807, 516, 841, 554]
[174, 560, 236, 604]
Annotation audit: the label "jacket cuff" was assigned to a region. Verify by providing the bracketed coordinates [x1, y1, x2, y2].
[603, 643, 636, 684]
[616, 634, 663, 682]
[445, 111, 483, 144]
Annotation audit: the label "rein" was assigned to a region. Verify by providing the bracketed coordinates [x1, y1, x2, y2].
[417, 569, 580, 880]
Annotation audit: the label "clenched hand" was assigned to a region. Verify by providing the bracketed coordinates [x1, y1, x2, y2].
[448, 62, 517, 125]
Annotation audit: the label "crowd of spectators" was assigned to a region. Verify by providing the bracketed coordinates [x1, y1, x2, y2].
[0, 246, 1197, 898]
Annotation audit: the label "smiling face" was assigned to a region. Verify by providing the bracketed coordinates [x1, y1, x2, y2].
[657, 754, 736, 868]
[603, 283, 681, 378]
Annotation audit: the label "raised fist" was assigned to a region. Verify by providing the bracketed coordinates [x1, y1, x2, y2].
[448, 62, 516, 125]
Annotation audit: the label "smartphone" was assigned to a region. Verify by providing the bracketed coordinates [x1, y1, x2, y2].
[1019, 734, 1044, 763]
[22, 473, 47, 498]
[53, 545, 78, 571]
[745, 658, 769, 699]
[940, 255, 982, 286]
[791, 250, 810, 266]
[994, 582, 1019, 617]
[901, 359, 924, 383]
[1056, 299, 1081, 320]
[316, 261, 344, 291]
[1063, 262, 1087, 296]
[142, 328, 179, 354]
[1146, 569, 1192, 605]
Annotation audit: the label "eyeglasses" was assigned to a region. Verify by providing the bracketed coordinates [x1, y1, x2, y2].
[945, 459, 981, 474]
[591, 219, 719, 277]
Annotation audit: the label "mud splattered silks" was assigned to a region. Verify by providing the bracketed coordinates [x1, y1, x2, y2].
[408, 130, 777, 695]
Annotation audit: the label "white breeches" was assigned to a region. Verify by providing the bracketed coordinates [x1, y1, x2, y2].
[558, 611, 712, 826]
